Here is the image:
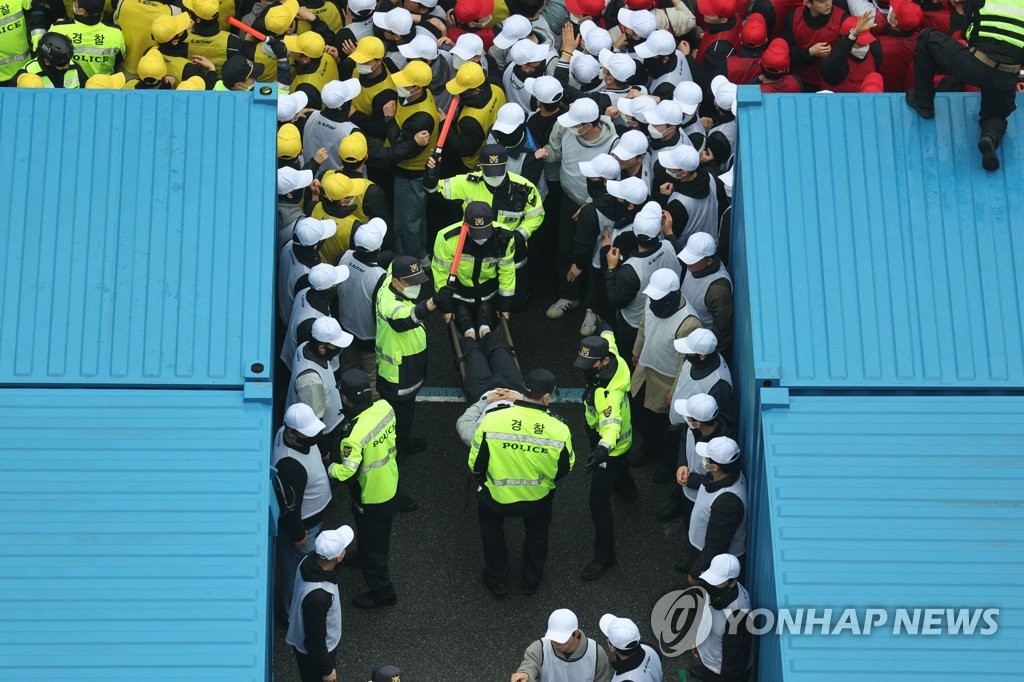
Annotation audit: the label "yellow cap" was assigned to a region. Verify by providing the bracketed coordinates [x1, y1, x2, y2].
[16, 72, 45, 88]
[264, 0, 299, 35]
[321, 171, 355, 201]
[137, 48, 168, 80]
[392, 60, 432, 88]
[176, 75, 207, 90]
[85, 72, 128, 89]
[338, 132, 368, 164]
[152, 12, 192, 43]
[183, 0, 219, 20]
[446, 61, 485, 95]
[284, 32, 326, 58]
[277, 123, 302, 159]
[349, 36, 384, 64]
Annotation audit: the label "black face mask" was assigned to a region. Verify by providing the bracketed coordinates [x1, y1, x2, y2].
[493, 128, 524, 148]
[581, 366, 600, 383]
[605, 199, 631, 221]
[307, 285, 337, 309]
[325, 202, 357, 218]
[294, 56, 321, 74]
[321, 345, 342, 361]
[586, 178, 606, 199]
[291, 433, 317, 449]
[649, 290, 681, 317]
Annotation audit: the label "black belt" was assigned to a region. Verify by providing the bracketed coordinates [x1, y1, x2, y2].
[968, 47, 1022, 73]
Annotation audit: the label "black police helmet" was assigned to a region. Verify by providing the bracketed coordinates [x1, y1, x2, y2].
[37, 32, 74, 66]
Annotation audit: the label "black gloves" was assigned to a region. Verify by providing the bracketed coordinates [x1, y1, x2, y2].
[585, 444, 611, 474]
[434, 285, 455, 312]
[267, 38, 289, 60]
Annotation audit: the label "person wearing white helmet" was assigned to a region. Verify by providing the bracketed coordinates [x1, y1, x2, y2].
[512, 608, 613, 681]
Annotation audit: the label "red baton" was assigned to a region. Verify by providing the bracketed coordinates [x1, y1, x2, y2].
[227, 16, 267, 42]
[448, 222, 470, 282]
[434, 97, 461, 159]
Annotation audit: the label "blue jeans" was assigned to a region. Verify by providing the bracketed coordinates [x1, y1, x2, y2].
[276, 521, 322, 618]
[394, 174, 428, 259]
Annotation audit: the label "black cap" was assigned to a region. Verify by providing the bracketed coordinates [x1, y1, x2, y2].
[574, 335, 609, 368]
[464, 201, 494, 239]
[523, 368, 556, 396]
[371, 663, 402, 682]
[339, 369, 373, 401]
[77, 0, 104, 13]
[391, 255, 429, 284]
[478, 144, 508, 177]
[222, 54, 264, 87]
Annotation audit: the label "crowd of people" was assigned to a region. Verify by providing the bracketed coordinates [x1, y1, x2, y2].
[4, 0, 1019, 678]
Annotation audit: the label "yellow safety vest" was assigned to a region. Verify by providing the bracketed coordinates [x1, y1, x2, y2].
[114, 0, 174, 74]
[254, 40, 277, 82]
[50, 21, 126, 78]
[186, 29, 231, 74]
[0, 0, 33, 81]
[458, 84, 506, 169]
[968, 0, 1024, 49]
[395, 89, 439, 171]
[328, 399, 399, 505]
[297, 2, 342, 34]
[291, 54, 339, 93]
[25, 59, 82, 87]
[374, 276, 427, 387]
[582, 330, 633, 457]
[352, 69, 395, 117]
[312, 174, 372, 264]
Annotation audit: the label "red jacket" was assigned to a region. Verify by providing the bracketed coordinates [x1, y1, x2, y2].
[760, 74, 802, 91]
[727, 55, 761, 84]
[877, 32, 917, 91]
[785, 6, 845, 85]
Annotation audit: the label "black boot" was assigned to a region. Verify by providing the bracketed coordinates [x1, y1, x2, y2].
[979, 134, 1000, 171]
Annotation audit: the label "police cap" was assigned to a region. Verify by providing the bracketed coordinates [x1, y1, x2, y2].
[464, 201, 494, 240]
[523, 369, 556, 397]
[391, 255, 429, 284]
[478, 143, 508, 177]
[574, 335, 609, 368]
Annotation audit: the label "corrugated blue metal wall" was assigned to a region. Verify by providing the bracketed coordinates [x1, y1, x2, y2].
[0, 88, 277, 680]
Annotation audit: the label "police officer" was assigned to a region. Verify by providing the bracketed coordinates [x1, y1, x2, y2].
[0, 0, 41, 86]
[48, 0, 126, 78]
[431, 202, 516, 337]
[575, 326, 638, 582]
[22, 32, 86, 87]
[468, 368, 574, 597]
[286, 317, 353, 459]
[375, 255, 454, 457]
[272, 403, 331, 619]
[326, 369, 401, 609]
[337, 218, 388, 393]
[908, 0, 1024, 170]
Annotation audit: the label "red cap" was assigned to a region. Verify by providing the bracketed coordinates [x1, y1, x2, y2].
[454, 0, 494, 22]
[760, 37, 790, 71]
[567, 0, 606, 16]
[697, 0, 738, 18]
[624, 0, 656, 8]
[740, 13, 768, 47]
[860, 72, 884, 92]
[841, 16, 877, 44]
[890, 0, 923, 32]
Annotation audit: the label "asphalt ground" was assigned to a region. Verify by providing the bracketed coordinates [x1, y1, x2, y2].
[273, 286, 693, 682]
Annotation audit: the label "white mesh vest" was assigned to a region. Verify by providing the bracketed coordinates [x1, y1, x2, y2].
[638, 301, 699, 377]
[688, 473, 747, 556]
[708, 118, 738, 172]
[681, 261, 732, 328]
[287, 343, 344, 431]
[538, 636, 599, 682]
[668, 357, 732, 425]
[590, 212, 621, 268]
[502, 62, 532, 111]
[285, 560, 341, 653]
[682, 428, 707, 502]
[610, 644, 662, 682]
[620, 240, 682, 327]
[668, 174, 719, 247]
[650, 53, 693, 92]
[301, 112, 357, 172]
[337, 250, 384, 342]
[272, 428, 331, 520]
[278, 243, 311, 325]
[281, 289, 329, 369]
[697, 583, 751, 675]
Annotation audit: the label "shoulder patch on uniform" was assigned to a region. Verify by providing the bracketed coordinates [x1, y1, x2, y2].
[602, 406, 612, 418]
[342, 446, 352, 456]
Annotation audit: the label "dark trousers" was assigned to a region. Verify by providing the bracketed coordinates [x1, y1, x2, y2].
[381, 394, 416, 456]
[461, 333, 524, 399]
[293, 648, 336, 682]
[914, 29, 1018, 143]
[532, 183, 561, 291]
[634, 400, 669, 460]
[478, 494, 553, 588]
[557, 197, 584, 300]
[589, 454, 634, 565]
[657, 424, 684, 479]
[511, 231, 530, 312]
[614, 313, 639, 364]
[353, 504, 396, 599]
[670, 486, 696, 526]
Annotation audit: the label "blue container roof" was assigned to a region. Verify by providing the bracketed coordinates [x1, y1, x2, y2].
[0, 388, 271, 679]
[0, 89, 277, 387]
[760, 393, 1024, 680]
[736, 90, 1024, 389]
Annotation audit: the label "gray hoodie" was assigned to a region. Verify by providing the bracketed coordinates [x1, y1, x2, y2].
[543, 115, 619, 206]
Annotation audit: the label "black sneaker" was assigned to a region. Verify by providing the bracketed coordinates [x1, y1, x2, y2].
[351, 590, 397, 609]
[397, 493, 418, 513]
[521, 581, 539, 596]
[905, 89, 935, 119]
[979, 135, 1000, 171]
[403, 436, 428, 456]
[656, 502, 686, 523]
[579, 560, 615, 581]
[651, 468, 674, 484]
[614, 479, 639, 500]
[629, 447, 660, 468]
[482, 570, 508, 598]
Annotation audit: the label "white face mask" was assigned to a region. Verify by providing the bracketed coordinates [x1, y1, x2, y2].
[403, 283, 421, 299]
[648, 124, 664, 139]
[395, 85, 412, 98]
[851, 44, 870, 59]
[569, 12, 586, 23]
[356, 62, 374, 74]
[483, 173, 506, 187]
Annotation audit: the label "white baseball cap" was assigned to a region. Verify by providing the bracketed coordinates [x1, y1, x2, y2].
[699, 553, 741, 586]
[606, 176, 649, 205]
[645, 99, 684, 126]
[311, 317, 353, 348]
[451, 32, 484, 60]
[524, 75, 563, 104]
[407, 0, 437, 8]
[578, 153, 621, 180]
[642, 266, 679, 298]
[569, 51, 601, 84]
[277, 166, 314, 195]
[599, 613, 642, 650]
[277, 90, 308, 122]
[598, 48, 636, 83]
[493, 14, 532, 50]
[674, 327, 718, 355]
[695, 435, 740, 464]
[294, 217, 337, 245]
[616, 95, 657, 124]
[315, 525, 354, 559]
[673, 392, 719, 422]
[634, 28, 677, 59]
[719, 166, 735, 198]
[711, 74, 737, 111]
[510, 38, 551, 66]
[307, 263, 350, 289]
[557, 96, 600, 127]
[353, 217, 387, 251]
[543, 608, 578, 644]
[673, 80, 703, 116]
[372, 7, 413, 35]
[398, 34, 438, 61]
[658, 144, 700, 172]
[321, 78, 361, 109]
[678, 232, 718, 265]
[611, 129, 649, 160]
[580, 20, 612, 55]
[348, 0, 375, 12]
[284, 402, 325, 438]
[633, 201, 663, 241]
[492, 102, 526, 134]
[616, 8, 657, 37]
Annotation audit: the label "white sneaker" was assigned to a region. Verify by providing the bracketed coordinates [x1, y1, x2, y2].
[579, 309, 597, 336]
[546, 298, 579, 319]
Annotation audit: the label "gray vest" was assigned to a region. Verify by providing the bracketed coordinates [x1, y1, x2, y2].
[697, 583, 752, 675]
[287, 343, 344, 431]
[649, 52, 693, 92]
[502, 62, 533, 111]
[285, 558, 342, 653]
[668, 174, 719, 247]
[272, 428, 332, 520]
[708, 118, 737, 172]
[278, 243, 311, 325]
[669, 357, 732, 425]
[281, 289, 329, 368]
[302, 112, 357, 172]
[638, 302, 699, 378]
[688, 473, 747, 556]
[538, 635, 599, 682]
[337, 251, 384, 342]
[620, 240, 681, 327]
[681, 261, 732, 329]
